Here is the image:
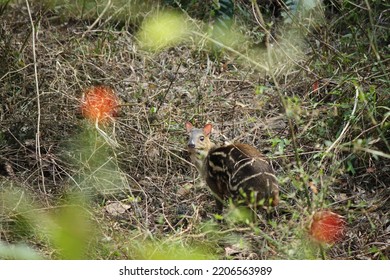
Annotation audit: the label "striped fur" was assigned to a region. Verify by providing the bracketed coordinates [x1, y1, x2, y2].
[186, 122, 279, 212]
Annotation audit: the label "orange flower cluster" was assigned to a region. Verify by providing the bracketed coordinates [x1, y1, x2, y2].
[310, 210, 346, 244]
[81, 86, 118, 124]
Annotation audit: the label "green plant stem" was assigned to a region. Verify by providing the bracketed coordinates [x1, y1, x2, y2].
[269, 72, 312, 209]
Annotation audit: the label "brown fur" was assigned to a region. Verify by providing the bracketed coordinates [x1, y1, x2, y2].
[186, 122, 279, 212]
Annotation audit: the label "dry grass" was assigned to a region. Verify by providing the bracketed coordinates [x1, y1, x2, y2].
[0, 1, 389, 259]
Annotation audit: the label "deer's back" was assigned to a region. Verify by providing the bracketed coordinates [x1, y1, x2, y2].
[205, 143, 279, 206]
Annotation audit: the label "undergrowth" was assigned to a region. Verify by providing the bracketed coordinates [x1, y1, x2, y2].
[0, 0, 389, 260]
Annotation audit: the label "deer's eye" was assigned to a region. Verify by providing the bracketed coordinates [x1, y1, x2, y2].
[199, 136, 205, 141]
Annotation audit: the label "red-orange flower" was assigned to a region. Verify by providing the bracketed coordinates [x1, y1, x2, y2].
[309, 210, 345, 244]
[81, 86, 118, 123]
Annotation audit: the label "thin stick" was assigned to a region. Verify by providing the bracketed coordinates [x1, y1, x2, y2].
[95, 118, 119, 148]
[155, 61, 182, 115]
[83, 0, 112, 36]
[192, 30, 270, 72]
[252, 1, 272, 48]
[353, 147, 390, 159]
[320, 87, 360, 164]
[270, 71, 312, 208]
[26, 0, 47, 199]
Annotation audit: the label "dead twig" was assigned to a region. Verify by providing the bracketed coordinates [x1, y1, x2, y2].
[25, 0, 47, 202]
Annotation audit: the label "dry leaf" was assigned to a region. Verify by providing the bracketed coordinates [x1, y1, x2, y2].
[105, 201, 131, 216]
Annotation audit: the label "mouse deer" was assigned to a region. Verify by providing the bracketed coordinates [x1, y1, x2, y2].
[186, 122, 279, 212]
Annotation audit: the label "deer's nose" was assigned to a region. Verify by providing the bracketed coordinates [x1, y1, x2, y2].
[188, 143, 195, 149]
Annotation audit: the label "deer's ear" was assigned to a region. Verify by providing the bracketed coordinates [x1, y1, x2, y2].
[203, 123, 212, 136]
[185, 121, 193, 133]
